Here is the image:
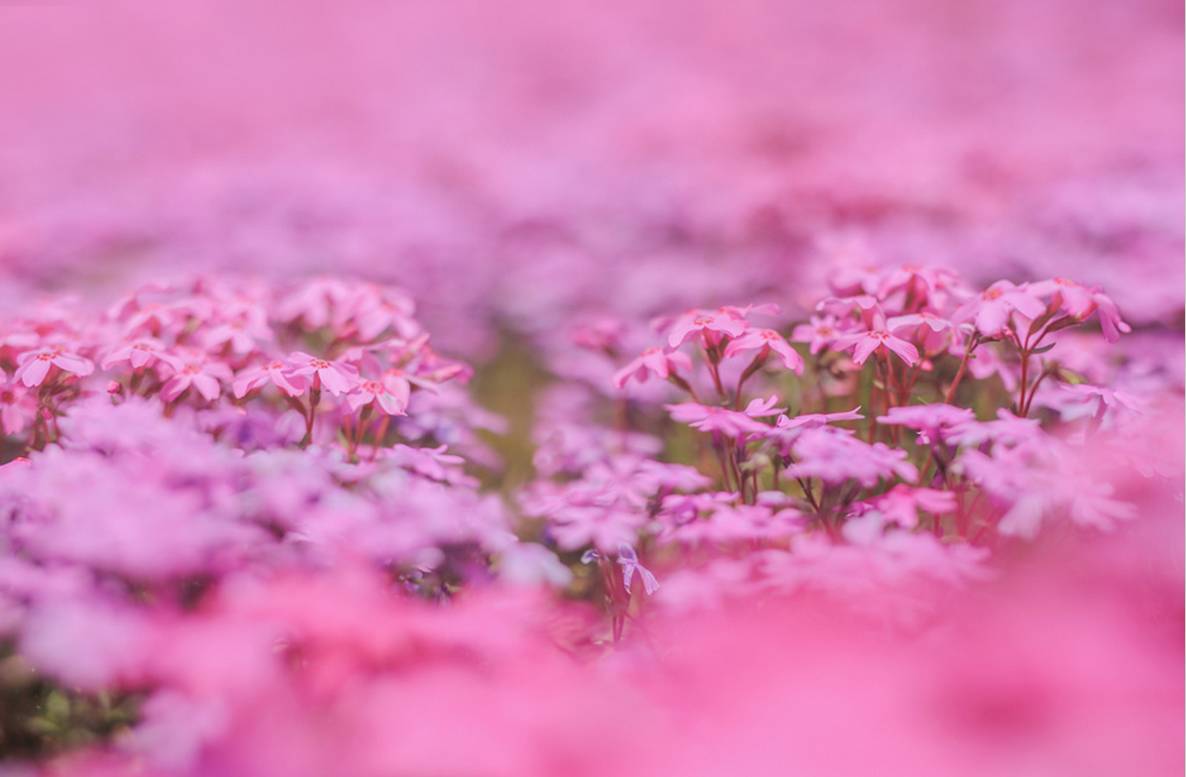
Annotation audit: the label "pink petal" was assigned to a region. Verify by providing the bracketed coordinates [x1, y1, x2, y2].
[851, 337, 879, 365]
[376, 392, 407, 416]
[192, 374, 221, 401]
[17, 359, 51, 388]
[884, 336, 920, 366]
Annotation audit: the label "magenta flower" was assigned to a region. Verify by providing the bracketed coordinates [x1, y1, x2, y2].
[724, 329, 804, 373]
[232, 360, 309, 399]
[15, 346, 94, 387]
[160, 356, 233, 402]
[346, 378, 410, 416]
[613, 347, 693, 389]
[831, 327, 919, 366]
[288, 352, 360, 396]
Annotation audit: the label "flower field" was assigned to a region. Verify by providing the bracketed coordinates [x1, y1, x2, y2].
[0, 1, 1181, 775]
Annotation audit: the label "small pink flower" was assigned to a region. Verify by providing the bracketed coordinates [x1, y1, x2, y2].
[15, 346, 94, 387]
[831, 328, 919, 366]
[1028, 278, 1131, 342]
[0, 378, 36, 435]
[160, 357, 233, 402]
[724, 329, 804, 373]
[790, 315, 840, 355]
[742, 395, 786, 418]
[346, 378, 409, 416]
[666, 308, 749, 349]
[288, 352, 360, 396]
[201, 314, 270, 355]
[954, 280, 1046, 337]
[785, 426, 917, 487]
[232, 360, 309, 399]
[100, 338, 171, 371]
[613, 348, 693, 389]
[878, 403, 975, 444]
[350, 287, 421, 341]
[865, 485, 956, 528]
[667, 402, 772, 438]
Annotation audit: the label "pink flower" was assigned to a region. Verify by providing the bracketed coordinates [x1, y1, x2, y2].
[667, 402, 772, 438]
[776, 407, 864, 432]
[954, 280, 1046, 337]
[160, 356, 233, 402]
[666, 308, 749, 349]
[346, 378, 409, 416]
[200, 312, 271, 355]
[831, 327, 919, 366]
[100, 338, 171, 371]
[1029, 278, 1132, 342]
[232, 360, 309, 399]
[15, 346, 94, 387]
[878, 404, 975, 444]
[886, 313, 956, 352]
[0, 379, 36, 435]
[288, 352, 360, 396]
[724, 329, 804, 373]
[864, 485, 956, 528]
[613, 348, 693, 389]
[785, 426, 917, 486]
[790, 315, 840, 355]
[768, 408, 864, 452]
[350, 286, 421, 341]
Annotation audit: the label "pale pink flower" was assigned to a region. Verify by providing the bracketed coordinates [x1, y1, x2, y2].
[785, 426, 917, 486]
[954, 280, 1046, 337]
[346, 378, 409, 416]
[667, 402, 772, 437]
[724, 329, 804, 373]
[831, 327, 919, 366]
[790, 315, 841, 355]
[15, 346, 94, 387]
[613, 348, 693, 389]
[1028, 278, 1131, 342]
[665, 308, 749, 349]
[288, 352, 360, 396]
[201, 312, 271, 355]
[0, 379, 36, 435]
[886, 312, 956, 352]
[232, 360, 309, 399]
[878, 404, 975, 444]
[160, 356, 233, 402]
[863, 485, 956, 528]
[100, 338, 172, 371]
[775, 407, 864, 433]
[347, 284, 421, 341]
